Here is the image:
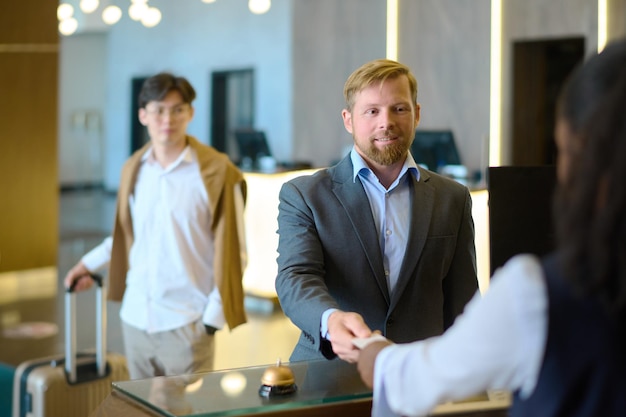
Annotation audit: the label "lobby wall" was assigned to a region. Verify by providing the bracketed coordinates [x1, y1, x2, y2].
[58, 0, 622, 190]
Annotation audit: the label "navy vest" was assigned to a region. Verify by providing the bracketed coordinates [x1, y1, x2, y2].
[511, 253, 626, 417]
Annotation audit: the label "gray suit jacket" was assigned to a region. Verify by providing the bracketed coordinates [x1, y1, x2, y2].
[276, 155, 478, 361]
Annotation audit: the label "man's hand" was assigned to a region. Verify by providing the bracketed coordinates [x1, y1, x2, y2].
[63, 262, 95, 292]
[327, 311, 372, 363]
[357, 340, 393, 389]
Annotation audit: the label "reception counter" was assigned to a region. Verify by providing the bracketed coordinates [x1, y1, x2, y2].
[91, 359, 510, 417]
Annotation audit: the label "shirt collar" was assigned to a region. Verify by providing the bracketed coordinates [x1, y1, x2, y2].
[350, 147, 420, 183]
[142, 145, 193, 171]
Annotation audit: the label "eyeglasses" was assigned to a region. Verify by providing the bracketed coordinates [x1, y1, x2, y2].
[145, 104, 190, 120]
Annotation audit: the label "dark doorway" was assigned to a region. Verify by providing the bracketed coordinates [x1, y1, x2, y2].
[511, 37, 584, 166]
[210, 69, 254, 163]
[130, 76, 149, 154]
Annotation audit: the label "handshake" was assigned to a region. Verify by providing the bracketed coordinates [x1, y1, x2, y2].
[352, 333, 389, 350]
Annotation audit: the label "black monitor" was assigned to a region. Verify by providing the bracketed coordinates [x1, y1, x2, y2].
[488, 165, 557, 275]
[410, 129, 462, 172]
[233, 129, 272, 168]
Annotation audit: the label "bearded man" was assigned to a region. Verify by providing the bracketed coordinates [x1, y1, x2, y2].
[275, 59, 478, 363]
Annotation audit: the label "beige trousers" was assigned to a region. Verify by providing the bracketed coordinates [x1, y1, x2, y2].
[121, 319, 215, 380]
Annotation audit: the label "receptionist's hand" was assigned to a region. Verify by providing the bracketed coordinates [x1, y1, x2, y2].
[357, 340, 393, 389]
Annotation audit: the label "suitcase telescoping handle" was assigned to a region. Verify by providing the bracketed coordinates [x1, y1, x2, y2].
[65, 274, 106, 384]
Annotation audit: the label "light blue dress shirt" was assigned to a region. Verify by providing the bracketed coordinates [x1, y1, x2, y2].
[321, 148, 420, 339]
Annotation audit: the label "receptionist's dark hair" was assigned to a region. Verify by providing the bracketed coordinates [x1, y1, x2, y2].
[554, 38, 626, 316]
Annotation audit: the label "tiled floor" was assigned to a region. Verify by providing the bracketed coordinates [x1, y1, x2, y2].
[0, 189, 300, 371]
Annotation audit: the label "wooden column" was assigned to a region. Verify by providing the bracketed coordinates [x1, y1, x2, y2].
[0, 1, 58, 271]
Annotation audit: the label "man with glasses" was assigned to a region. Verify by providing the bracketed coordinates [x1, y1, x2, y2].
[64, 72, 248, 379]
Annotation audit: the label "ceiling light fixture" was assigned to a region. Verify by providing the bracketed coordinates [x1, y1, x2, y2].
[79, 0, 99, 14]
[58, 0, 270, 36]
[248, 0, 271, 15]
[59, 16, 79, 36]
[141, 7, 162, 28]
[57, 3, 74, 20]
[128, 2, 149, 21]
[57, 3, 78, 35]
[102, 5, 122, 25]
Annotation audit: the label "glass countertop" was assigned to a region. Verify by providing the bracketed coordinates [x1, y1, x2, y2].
[113, 359, 372, 417]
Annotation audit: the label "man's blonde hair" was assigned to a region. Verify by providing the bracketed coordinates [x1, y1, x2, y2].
[343, 59, 418, 111]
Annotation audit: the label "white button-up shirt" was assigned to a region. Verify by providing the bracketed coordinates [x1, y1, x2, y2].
[83, 146, 245, 333]
[372, 254, 548, 417]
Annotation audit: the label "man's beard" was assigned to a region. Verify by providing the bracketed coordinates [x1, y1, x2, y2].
[360, 137, 410, 166]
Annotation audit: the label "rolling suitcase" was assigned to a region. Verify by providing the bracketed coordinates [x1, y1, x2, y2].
[12, 275, 128, 417]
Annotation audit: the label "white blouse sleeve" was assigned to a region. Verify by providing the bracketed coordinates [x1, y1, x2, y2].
[372, 254, 548, 417]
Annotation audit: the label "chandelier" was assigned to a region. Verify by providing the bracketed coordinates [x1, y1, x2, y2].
[57, 0, 272, 36]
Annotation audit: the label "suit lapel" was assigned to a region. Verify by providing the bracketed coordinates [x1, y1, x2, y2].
[330, 157, 390, 303]
[390, 169, 434, 308]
